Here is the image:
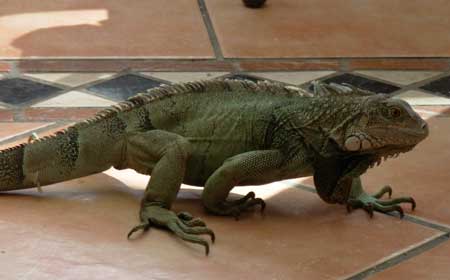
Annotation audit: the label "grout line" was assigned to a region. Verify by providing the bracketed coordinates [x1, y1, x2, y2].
[343, 232, 450, 280]
[197, 0, 224, 60]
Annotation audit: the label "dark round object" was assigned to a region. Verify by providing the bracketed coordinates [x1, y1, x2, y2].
[243, 0, 266, 8]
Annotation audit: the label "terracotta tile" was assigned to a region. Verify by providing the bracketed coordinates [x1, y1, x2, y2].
[0, 122, 52, 142]
[0, 1, 213, 58]
[0, 170, 437, 279]
[237, 60, 340, 71]
[17, 60, 235, 72]
[0, 62, 10, 71]
[348, 59, 450, 71]
[25, 73, 114, 87]
[356, 71, 443, 85]
[0, 110, 14, 121]
[24, 108, 101, 121]
[394, 90, 450, 106]
[249, 71, 335, 85]
[141, 72, 229, 83]
[32, 91, 116, 108]
[370, 241, 450, 280]
[206, 0, 450, 58]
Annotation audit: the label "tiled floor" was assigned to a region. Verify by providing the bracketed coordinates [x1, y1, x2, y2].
[0, 1, 450, 279]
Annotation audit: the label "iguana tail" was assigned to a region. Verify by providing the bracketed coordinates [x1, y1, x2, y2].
[0, 144, 27, 191]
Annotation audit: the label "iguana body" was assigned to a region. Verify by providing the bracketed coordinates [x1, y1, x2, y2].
[0, 80, 428, 255]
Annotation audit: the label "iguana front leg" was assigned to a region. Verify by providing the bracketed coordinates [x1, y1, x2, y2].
[346, 177, 416, 218]
[124, 130, 214, 255]
[202, 150, 285, 218]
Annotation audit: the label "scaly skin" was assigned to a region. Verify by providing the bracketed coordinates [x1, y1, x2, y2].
[0, 80, 428, 255]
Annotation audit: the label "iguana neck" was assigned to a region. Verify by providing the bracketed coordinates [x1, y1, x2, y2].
[267, 98, 365, 157]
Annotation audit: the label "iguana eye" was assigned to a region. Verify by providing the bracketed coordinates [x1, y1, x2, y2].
[388, 107, 402, 119]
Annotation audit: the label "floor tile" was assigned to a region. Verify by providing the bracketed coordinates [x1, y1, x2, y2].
[370, 241, 450, 280]
[0, 1, 213, 58]
[0, 78, 62, 105]
[420, 75, 450, 98]
[356, 71, 442, 85]
[32, 90, 117, 108]
[206, 0, 450, 58]
[142, 72, 229, 83]
[25, 73, 114, 87]
[317, 73, 401, 94]
[394, 90, 450, 106]
[0, 122, 52, 142]
[0, 170, 437, 280]
[86, 74, 168, 101]
[248, 71, 335, 85]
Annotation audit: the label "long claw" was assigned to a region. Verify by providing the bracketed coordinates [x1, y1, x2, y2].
[168, 222, 210, 256]
[176, 220, 216, 243]
[127, 223, 150, 239]
[365, 203, 374, 218]
[374, 204, 405, 218]
[377, 197, 416, 211]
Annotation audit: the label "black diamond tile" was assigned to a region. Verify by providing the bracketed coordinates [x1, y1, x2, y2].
[224, 73, 265, 83]
[312, 73, 400, 94]
[87, 74, 168, 101]
[0, 78, 62, 105]
[420, 75, 450, 98]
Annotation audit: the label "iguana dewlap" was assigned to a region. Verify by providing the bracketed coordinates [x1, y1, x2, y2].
[0, 80, 428, 255]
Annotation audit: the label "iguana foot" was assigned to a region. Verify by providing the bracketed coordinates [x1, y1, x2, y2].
[128, 204, 215, 255]
[347, 185, 416, 218]
[205, 191, 266, 219]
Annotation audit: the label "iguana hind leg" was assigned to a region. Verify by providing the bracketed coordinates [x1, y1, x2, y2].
[346, 177, 416, 218]
[124, 130, 214, 254]
[202, 150, 283, 219]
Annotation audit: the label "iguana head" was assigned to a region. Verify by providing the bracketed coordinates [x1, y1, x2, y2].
[325, 85, 429, 164]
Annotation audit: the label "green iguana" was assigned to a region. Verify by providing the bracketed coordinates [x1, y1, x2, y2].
[0, 79, 428, 255]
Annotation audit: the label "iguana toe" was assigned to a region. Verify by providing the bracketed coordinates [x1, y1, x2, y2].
[128, 205, 214, 255]
[206, 191, 266, 219]
[373, 185, 392, 199]
[347, 186, 415, 218]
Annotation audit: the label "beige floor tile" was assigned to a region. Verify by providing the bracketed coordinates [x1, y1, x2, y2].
[356, 71, 442, 85]
[25, 73, 114, 87]
[394, 90, 450, 106]
[32, 91, 116, 107]
[249, 71, 335, 85]
[370, 241, 450, 280]
[142, 72, 229, 83]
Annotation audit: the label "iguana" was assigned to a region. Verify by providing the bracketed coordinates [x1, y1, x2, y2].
[0, 79, 428, 255]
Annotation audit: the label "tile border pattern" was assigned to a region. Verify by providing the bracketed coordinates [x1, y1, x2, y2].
[0, 69, 450, 121]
